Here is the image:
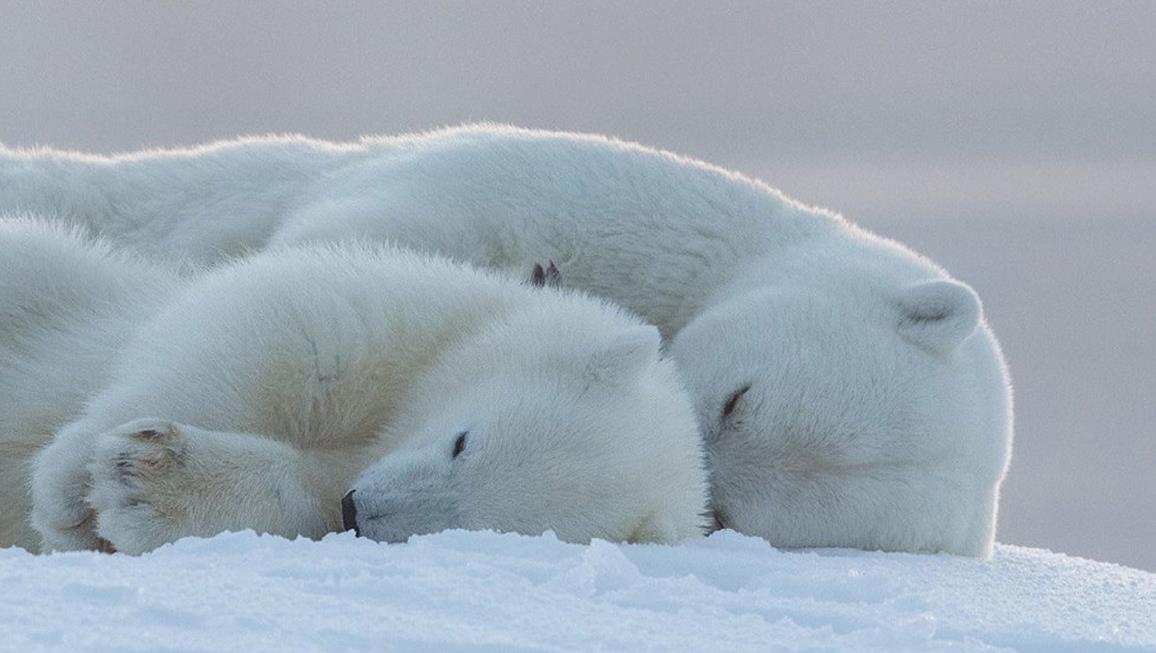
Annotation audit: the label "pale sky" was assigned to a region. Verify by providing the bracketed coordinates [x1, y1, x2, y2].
[2, 2, 1153, 222]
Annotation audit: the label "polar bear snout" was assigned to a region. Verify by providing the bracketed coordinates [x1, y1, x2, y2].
[341, 490, 359, 536]
[344, 454, 463, 544]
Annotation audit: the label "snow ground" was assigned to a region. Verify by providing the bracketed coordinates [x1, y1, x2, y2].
[1, 530, 1152, 653]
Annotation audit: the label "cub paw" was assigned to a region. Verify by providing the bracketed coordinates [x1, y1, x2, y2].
[86, 418, 189, 554]
[30, 433, 113, 553]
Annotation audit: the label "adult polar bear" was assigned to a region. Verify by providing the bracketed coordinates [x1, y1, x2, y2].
[0, 126, 1013, 557]
[0, 220, 706, 554]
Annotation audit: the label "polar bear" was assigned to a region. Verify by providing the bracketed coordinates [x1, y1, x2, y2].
[0, 126, 1013, 556]
[0, 218, 183, 551]
[0, 220, 707, 554]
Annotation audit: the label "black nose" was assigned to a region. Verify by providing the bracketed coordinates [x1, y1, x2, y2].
[341, 490, 360, 536]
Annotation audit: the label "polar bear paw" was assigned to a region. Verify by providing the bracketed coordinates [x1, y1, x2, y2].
[86, 418, 192, 554]
[28, 497, 113, 554]
[30, 435, 115, 553]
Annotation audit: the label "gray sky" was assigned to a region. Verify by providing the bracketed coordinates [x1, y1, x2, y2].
[3, 1, 1153, 223]
[2, 2, 1154, 569]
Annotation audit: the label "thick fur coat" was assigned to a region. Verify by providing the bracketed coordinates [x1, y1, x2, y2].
[0, 126, 1013, 556]
[0, 220, 706, 554]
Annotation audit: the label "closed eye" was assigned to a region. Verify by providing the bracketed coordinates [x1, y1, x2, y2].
[452, 431, 469, 459]
[721, 385, 751, 421]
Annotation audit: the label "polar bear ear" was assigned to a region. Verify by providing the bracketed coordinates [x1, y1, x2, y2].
[896, 279, 982, 354]
[588, 326, 661, 382]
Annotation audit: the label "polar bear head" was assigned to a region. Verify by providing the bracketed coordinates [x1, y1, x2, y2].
[345, 319, 709, 545]
[669, 236, 1013, 557]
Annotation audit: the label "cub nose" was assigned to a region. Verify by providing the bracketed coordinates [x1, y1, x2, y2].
[341, 490, 360, 536]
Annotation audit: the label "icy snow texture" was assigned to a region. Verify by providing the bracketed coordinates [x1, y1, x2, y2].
[1, 530, 1152, 652]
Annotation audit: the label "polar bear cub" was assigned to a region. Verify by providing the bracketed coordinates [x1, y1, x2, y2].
[0, 219, 183, 551]
[3, 222, 706, 554]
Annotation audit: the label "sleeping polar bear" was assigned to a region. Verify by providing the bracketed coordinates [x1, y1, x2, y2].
[0, 126, 1013, 556]
[0, 219, 707, 554]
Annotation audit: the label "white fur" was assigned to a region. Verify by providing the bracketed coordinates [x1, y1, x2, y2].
[0, 126, 1013, 556]
[0, 223, 707, 554]
[0, 219, 182, 551]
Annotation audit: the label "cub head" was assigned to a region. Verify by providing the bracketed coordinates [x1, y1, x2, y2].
[344, 322, 709, 545]
[670, 243, 1013, 557]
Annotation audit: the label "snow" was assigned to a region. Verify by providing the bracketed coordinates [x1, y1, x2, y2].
[1, 530, 1152, 652]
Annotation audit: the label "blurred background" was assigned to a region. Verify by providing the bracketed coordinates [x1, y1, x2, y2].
[2, 1, 1152, 570]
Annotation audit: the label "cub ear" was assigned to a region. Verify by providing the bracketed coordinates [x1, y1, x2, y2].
[896, 279, 982, 354]
[588, 325, 661, 382]
[529, 260, 562, 288]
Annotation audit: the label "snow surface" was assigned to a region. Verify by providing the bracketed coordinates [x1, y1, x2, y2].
[1, 530, 1152, 652]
